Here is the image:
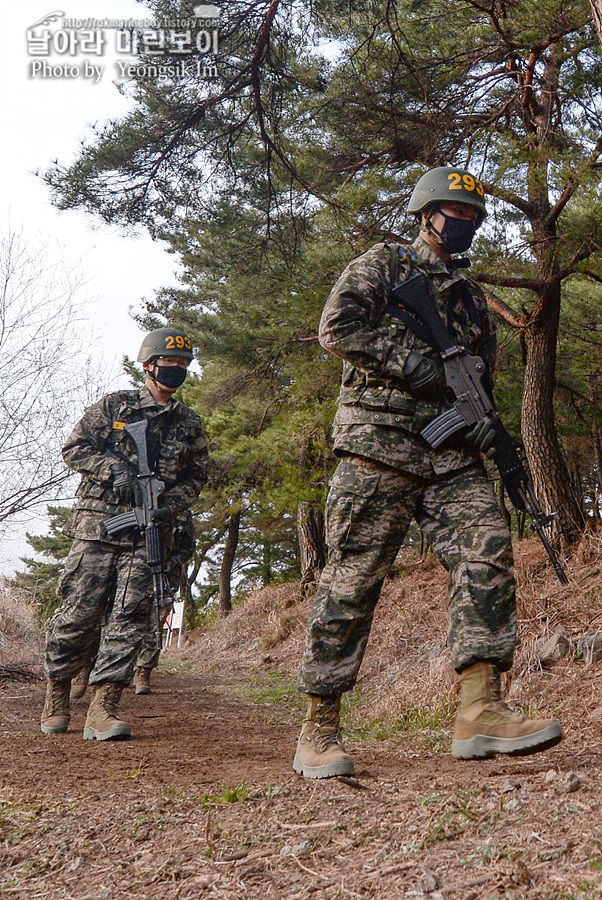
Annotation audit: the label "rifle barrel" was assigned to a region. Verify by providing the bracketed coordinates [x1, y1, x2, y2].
[518, 485, 569, 586]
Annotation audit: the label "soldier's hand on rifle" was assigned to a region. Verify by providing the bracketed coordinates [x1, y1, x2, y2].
[111, 461, 139, 504]
[403, 351, 446, 399]
[152, 505, 174, 529]
[466, 417, 497, 459]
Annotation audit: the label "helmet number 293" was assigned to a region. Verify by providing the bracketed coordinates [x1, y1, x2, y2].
[165, 335, 193, 351]
[448, 172, 484, 196]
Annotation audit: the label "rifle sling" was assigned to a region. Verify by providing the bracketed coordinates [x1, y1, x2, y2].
[384, 298, 436, 347]
[388, 274, 456, 355]
[110, 407, 177, 474]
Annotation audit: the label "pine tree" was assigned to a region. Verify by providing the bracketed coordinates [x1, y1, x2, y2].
[44, 0, 602, 547]
[14, 506, 74, 624]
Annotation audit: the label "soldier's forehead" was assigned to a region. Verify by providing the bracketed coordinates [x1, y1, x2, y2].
[442, 201, 480, 215]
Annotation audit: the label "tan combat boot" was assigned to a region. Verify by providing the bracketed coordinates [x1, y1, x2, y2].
[83, 683, 131, 741]
[133, 667, 152, 695]
[41, 679, 71, 734]
[70, 666, 91, 700]
[451, 662, 562, 759]
[293, 695, 355, 779]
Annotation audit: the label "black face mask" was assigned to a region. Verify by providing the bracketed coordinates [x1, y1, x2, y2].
[154, 364, 188, 389]
[439, 213, 478, 254]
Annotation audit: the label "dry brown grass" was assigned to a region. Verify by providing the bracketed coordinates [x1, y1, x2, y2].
[5, 537, 602, 899]
[0, 578, 44, 680]
[187, 533, 602, 740]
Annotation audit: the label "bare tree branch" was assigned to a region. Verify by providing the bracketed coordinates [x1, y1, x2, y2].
[0, 226, 103, 524]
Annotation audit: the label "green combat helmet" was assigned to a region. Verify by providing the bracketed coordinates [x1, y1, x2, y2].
[137, 327, 194, 363]
[407, 166, 488, 223]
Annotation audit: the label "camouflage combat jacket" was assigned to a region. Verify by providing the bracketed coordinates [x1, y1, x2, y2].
[168, 508, 196, 578]
[62, 386, 209, 547]
[321, 235, 497, 477]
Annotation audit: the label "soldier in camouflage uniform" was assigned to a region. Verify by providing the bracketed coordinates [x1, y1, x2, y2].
[294, 167, 562, 778]
[41, 327, 208, 741]
[68, 510, 196, 699]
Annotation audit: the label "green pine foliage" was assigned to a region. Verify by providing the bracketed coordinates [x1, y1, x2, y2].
[14, 506, 74, 624]
[137, 206, 348, 585]
[42, 1, 602, 561]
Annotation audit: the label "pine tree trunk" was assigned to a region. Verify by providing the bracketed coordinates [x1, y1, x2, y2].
[569, 456, 585, 526]
[521, 299, 584, 545]
[594, 422, 602, 501]
[297, 501, 325, 592]
[590, 422, 602, 524]
[219, 511, 240, 617]
[512, 53, 589, 550]
[591, 1, 602, 47]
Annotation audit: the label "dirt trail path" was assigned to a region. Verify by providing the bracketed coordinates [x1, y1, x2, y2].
[1, 668, 600, 899]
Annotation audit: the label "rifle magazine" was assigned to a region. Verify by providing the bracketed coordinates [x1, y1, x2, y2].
[421, 406, 467, 448]
[104, 510, 140, 536]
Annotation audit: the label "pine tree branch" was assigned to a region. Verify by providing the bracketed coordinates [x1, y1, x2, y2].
[480, 287, 527, 330]
[475, 273, 541, 292]
[548, 133, 602, 226]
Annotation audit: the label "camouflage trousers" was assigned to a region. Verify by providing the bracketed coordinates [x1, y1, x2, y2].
[45, 539, 154, 686]
[71, 596, 174, 676]
[136, 596, 175, 670]
[297, 456, 516, 697]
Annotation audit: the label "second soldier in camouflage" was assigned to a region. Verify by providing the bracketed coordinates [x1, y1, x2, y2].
[41, 327, 208, 741]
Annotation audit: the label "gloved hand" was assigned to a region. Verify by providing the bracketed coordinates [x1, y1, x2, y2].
[466, 417, 497, 458]
[110, 461, 138, 503]
[403, 351, 446, 399]
[152, 505, 174, 529]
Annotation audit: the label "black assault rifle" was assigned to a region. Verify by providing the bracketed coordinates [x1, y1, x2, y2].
[390, 273, 569, 585]
[104, 419, 171, 649]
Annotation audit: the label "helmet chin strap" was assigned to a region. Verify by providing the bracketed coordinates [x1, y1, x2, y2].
[422, 209, 446, 246]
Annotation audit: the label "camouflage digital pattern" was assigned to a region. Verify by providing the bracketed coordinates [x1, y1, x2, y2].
[46, 539, 156, 684]
[324, 236, 496, 476]
[136, 510, 195, 670]
[297, 457, 516, 695]
[59, 511, 197, 675]
[135, 597, 175, 671]
[63, 599, 173, 675]
[62, 385, 208, 549]
[45, 388, 207, 686]
[297, 235, 517, 696]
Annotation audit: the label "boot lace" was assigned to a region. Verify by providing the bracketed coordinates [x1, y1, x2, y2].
[485, 669, 524, 718]
[313, 698, 343, 751]
[49, 681, 69, 714]
[487, 669, 501, 702]
[100, 685, 121, 717]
